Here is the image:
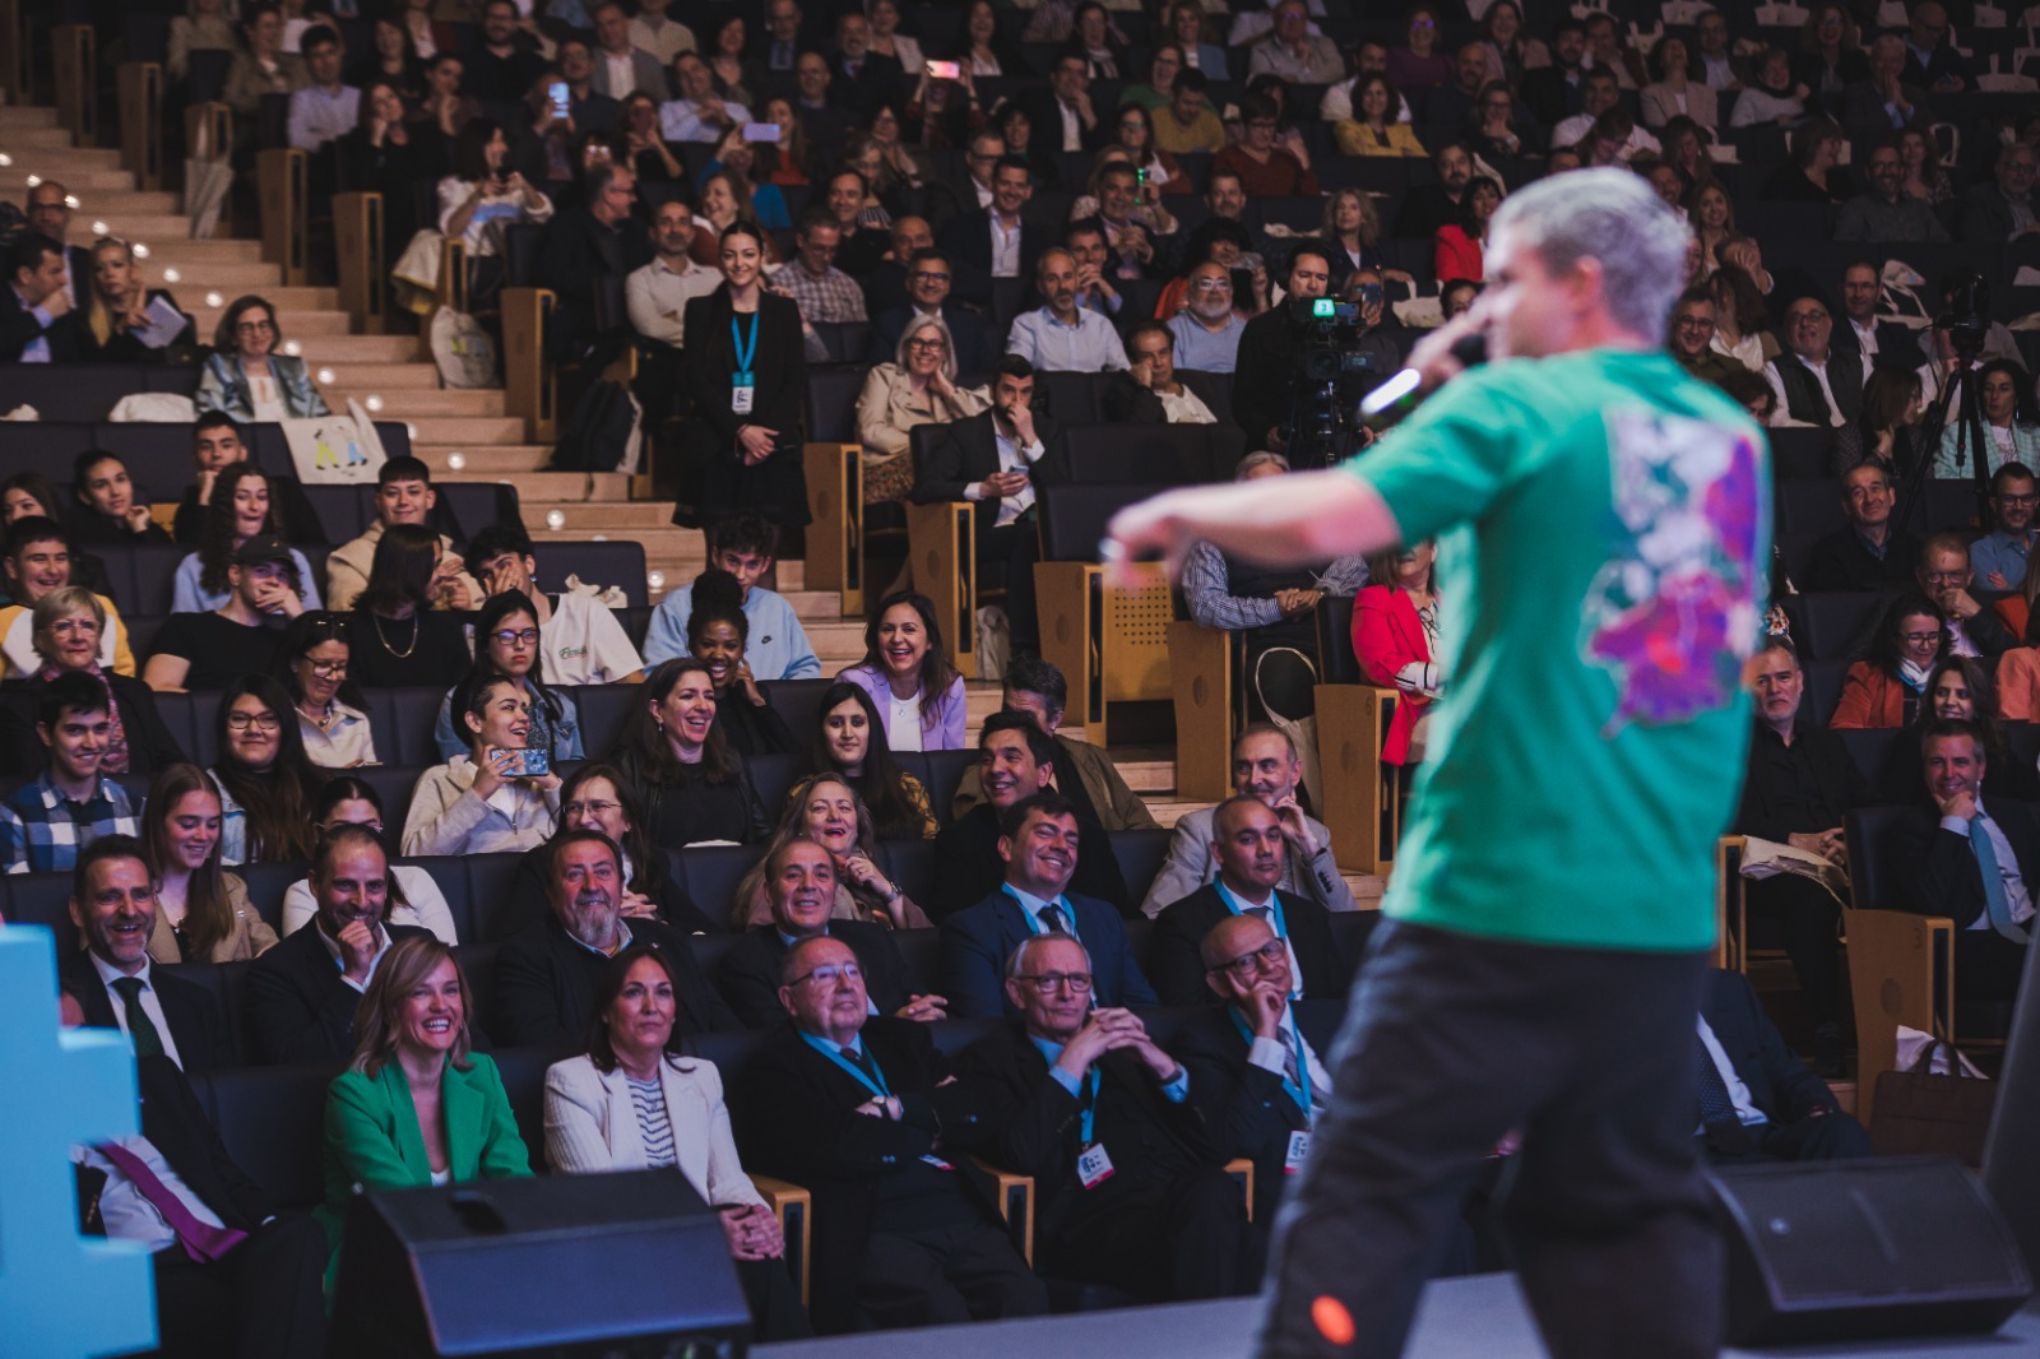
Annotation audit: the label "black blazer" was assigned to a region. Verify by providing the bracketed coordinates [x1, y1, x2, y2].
[0, 672, 187, 780]
[926, 803, 1131, 921]
[734, 1017, 997, 1333]
[947, 1019, 1219, 1250]
[243, 922, 434, 1064]
[1830, 317, 1925, 372]
[1171, 998, 1343, 1225]
[1801, 525, 1922, 593]
[77, 1054, 276, 1237]
[681, 289, 808, 454]
[1701, 969, 1839, 1125]
[1147, 883, 1352, 1008]
[936, 208, 1049, 308]
[1020, 92, 1108, 153]
[0, 282, 84, 362]
[828, 49, 905, 119]
[492, 913, 738, 1047]
[714, 920, 911, 1027]
[1894, 798, 2040, 933]
[910, 406, 1064, 541]
[1230, 306, 1302, 451]
[1734, 719, 1866, 842]
[60, 952, 230, 1075]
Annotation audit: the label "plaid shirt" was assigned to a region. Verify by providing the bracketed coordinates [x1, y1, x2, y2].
[0, 772, 141, 875]
[773, 261, 868, 325]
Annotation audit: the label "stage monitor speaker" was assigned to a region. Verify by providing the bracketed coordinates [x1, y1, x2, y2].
[1984, 911, 2040, 1278]
[330, 1169, 750, 1358]
[1709, 1157, 2032, 1347]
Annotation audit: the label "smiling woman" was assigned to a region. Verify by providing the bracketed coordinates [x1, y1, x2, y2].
[140, 763, 278, 964]
[731, 773, 931, 929]
[613, 656, 772, 849]
[402, 673, 562, 856]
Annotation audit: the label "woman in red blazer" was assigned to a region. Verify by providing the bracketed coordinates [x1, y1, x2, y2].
[1432, 175, 1503, 285]
[1830, 594, 1945, 730]
[1351, 542, 1440, 765]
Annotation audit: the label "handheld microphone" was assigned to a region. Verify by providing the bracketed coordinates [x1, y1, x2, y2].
[1359, 333, 1490, 418]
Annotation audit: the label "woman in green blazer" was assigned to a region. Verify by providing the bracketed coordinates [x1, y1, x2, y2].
[320, 934, 531, 1284]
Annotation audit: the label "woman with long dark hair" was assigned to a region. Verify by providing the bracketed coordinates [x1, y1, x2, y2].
[615, 657, 771, 847]
[1881, 656, 2040, 799]
[209, 675, 322, 864]
[280, 775, 457, 941]
[141, 762, 278, 963]
[170, 463, 322, 614]
[807, 680, 938, 839]
[835, 592, 966, 752]
[431, 589, 583, 762]
[347, 523, 472, 689]
[1831, 593, 1947, 729]
[273, 611, 378, 768]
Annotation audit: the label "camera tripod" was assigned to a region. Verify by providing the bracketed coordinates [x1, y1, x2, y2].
[1897, 332, 1992, 537]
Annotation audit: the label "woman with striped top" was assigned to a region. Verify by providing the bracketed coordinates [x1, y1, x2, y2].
[544, 945, 809, 1339]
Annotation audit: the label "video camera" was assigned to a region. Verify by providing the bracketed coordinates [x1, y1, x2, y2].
[1282, 296, 1380, 467]
[1290, 296, 1382, 383]
[1938, 272, 1990, 358]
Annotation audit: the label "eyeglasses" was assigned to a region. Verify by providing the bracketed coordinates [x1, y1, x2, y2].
[911, 270, 951, 283]
[1903, 629, 1945, 644]
[226, 712, 282, 731]
[790, 962, 863, 986]
[1994, 494, 2039, 507]
[1193, 277, 1230, 291]
[1790, 310, 1830, 324]
[565, 798, 621, 818]
[906, 336, 947, 351]
[1922, 571, 1967, 585]
[234, 319, 275, 334]
[491, 627, 541, 647]
[1211, 938, 1288, 979]
[1016, 971, 1093, 993]
[305, 658, 349, 677]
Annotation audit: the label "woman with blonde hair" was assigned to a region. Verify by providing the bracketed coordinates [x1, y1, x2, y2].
[140, 762, 278, 964]
[729, 772, 933, 929]
[854, 316, 990, 505]
[79, 238, 196, 364]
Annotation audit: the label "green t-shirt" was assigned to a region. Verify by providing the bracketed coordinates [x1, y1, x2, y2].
[1347, 349, 1770, 952]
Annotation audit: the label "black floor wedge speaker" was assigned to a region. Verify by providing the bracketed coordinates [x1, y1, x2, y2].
[1708, 1157, 2032, 1347]
[331, 1169, 750, 1357]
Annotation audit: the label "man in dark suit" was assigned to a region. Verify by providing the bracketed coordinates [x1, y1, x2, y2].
[865, 246, 995, 374]
[1840, 37, 1929, 147]
[940, 790, 1156, 1018]
[1172, 913, 1344, 1224]
[1231, 239, 1334, 457]
[1802, 461, 1921, 592]
[1022, 52, 1107, 156]
[461, 0, 549, 105]
[928, 717, 1132, 921]
[1, 233, 83, 363]
[70, 1052, 329, 1359]
[23, 181, 95, 299]
[736, 935, 1046, 1333]
[1520, 20, 1589, 128]
[1149, 797, 1350, 1007]
[1895, 720, 2034, 1035]
[557, 38, 623, 136]
[950, 932, 1260, 1300]
[714, 837, 938, 1026]
[937, 155, 1046, 315]
[1830, 259, 1924, 372]
[1959, 142, 2039, 246]
[1900, 1, 1971, 93]
[792, 51, 854, 167]
[928, 130, 1004, 232]
[244, 827, 431, 1065]
[494, 828, 737, 1046]
[60, 837, 228, 1074]
[911, 357, 1056, 654]
[1693, 969, 1871, 1164]
[535, 161, 653, 367]
[1736, 638, 1866, 1072]
[827, 10, 903, 120]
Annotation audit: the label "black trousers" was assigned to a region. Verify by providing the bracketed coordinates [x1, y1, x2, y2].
[1046, 1167, 1263, 1302]
[735, 1254, 812, 1341]
[1255, 921, 1722, 1359]
[152, 1212, 328, 1359]
[1744, 875, 1842, 1027]
[1703, 1109, 1873, 1166]
[980, 516, 1041, 657]
[857, 1219, 1047, 1330]
[1954, 930, 2029, 1038]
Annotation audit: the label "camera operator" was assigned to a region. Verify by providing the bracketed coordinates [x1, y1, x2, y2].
[1232, 238, 1335, 454]
[1339, 267, 1410, 376]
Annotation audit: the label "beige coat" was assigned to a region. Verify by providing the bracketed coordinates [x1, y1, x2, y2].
[544, 1052, 767, 1202]
[324, 521, 483, 613]
[147, 872, 280, 965]
[854, 365, 991, 462]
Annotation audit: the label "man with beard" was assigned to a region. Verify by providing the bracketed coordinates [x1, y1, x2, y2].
[493, 828, 737, 1044]
[244, 826, 429, 1064]
[1972, 464, 2039, 592]
[1167, 261, 1248, 373]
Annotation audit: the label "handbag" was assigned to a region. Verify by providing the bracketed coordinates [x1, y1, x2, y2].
[1868, 1039, 1997, 1167]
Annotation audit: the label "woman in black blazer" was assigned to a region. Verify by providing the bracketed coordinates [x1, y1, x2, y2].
[671, 222, 811, 550]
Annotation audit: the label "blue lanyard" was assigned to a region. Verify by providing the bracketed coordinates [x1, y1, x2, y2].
[799, 1031, 891, 1101]
[1003, 884, 1079, 946]
[1213, 879, 1289, 942]
[1229, 1005, 1314, 1120]
[730, 310, 760, 384]
[1076, 1065, 1103, 1145]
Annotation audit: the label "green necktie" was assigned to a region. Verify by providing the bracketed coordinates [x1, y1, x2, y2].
[110, 976, 166, 1058]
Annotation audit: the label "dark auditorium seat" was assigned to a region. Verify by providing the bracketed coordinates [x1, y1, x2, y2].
[1797, 593, 1884, 661]
[914, 749, 979, 826]
[806, 367, 864, 443]
[1109, 829, 1173, 907]
[883, 838, 937, 909]
[1036, 483, 1169, 564]
[675, 844, 766, 929]
[1775, 480, 1844, 538]
[574, 683, 642, 759]
[750, 752, 801, 817]
[531, 541, 650, 607]
[1056, 423, 1242, 485]
[202, 1063, 336, 1210]
[4, 872, 77, 951]
[759, 679, 831, 746]
[1803, 658, 1851, 726]
[1837, 727, 1904, 797]
[464, 852, 526, 943]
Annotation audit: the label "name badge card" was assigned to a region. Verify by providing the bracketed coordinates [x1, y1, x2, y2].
[1285, 1130, 1311, 1175]
[1077, 1142, 1115, 1189]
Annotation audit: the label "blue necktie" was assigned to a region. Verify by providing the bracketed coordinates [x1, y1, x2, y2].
[1968, 817, 2031, 943]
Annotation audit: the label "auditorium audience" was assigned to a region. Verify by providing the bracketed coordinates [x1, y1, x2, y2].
[952, 656, 1156, 832]
[543, 944, 809, 1339]
[615, 657, 772, 847]
[194, 295, 330, 420]
[1919, 534, 2017, 659]
[280, 777, 458, 943]
[344, 525, 476, 691]
[326, 458, 481, 614]
[683, 569, 798, 756]
[940, 790, 1153, 1018]
[951, 932, 1259, 1300]
[404, 674, 562, 856]
[1833, 367, 1926, 476]
[837, 593, 968, 753]
[0, 672, 141, 874]
[1173, 911, 1342, 1222]
[139, 763, 276, 964]
[1974, 465, 2040, 600]
[69, 451, 171, 546]
[2, 590, 179, 772]
[1886, 658, 2040, 803]
[931, 714, 1132, 918]
[1006, 247, 1130, 373]
[1332, 73, 1424, 158]
[322, 935, 532, 1278]
[644, 513, 818, 678]
[1803, 461, 1921, 592]
[493, 828, 736, 1046]
[1118, 322, 1216, 424]
[247, 825, 431, 1064]
[0, 521, 132, 678]
[504, 762, 715, 940]
[1148, 796, 1350, 1008]
[1144, 726, 1355, 916]
[273, 612, 379, 769]
[437, 117, 556, 265]
[286, 25, 359, 153]
[432, 589, 585, 762]
[1832, 594, 1948, 730]
[209, 677, 321, 866]
[169, 466, 322, 616]
[170, 414, 324, 548]
[1765, 293, 1860, 430]
[807, 681, 940, 840]
[732, 775, 933, 931]
[144, 536, 302, 693]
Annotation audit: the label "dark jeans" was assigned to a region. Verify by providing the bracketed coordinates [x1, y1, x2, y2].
[1046, 1166, 1264, 1301]
[1744, 875, 1841, 1027]
[1254, 921, 1723, 1359]
[154, 1212, 328, 1359]
[981, 516, 1041, 656]
[1703, 1109, 1873, 1166]
[858, 1220, 1047, 1330]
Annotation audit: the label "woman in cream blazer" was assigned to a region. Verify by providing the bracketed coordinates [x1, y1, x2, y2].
[853, 315, 990, 504]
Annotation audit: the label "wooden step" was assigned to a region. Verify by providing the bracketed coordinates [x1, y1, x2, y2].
[63, 189, 179, 214]
[192, 308, 351, 336]
[417, 444, 551, 474]
[63, 213, 195, 241]
[150, 261, 283, 289]
[187, 284, 337, 310]
[0, 145, 124, 170]
[311, 362, 443, 391]
[295, 334, 424, 363]
[442, 470, 632, 500]
[330, 387, 504, 417]
[3, 125, 79, 148]
[8, 165, 134, 190]
[0, 106, 60, 128]
[520, 501, 673, 530]
[135, 238, 268, 265]
[407, 415, 529, 444]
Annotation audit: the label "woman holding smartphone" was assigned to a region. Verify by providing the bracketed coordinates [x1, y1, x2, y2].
[402, 674, 562, 856]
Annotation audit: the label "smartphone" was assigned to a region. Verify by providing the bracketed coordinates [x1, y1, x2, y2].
[742, 121, 782, 143]
[495, 747, 551, 778]
[925, 59, 961, 80]
[546, 80, 570, 120]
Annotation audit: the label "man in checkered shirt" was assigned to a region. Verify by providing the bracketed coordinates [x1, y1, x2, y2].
[773, 209, 868, 361]
[1, 672, 140, 874]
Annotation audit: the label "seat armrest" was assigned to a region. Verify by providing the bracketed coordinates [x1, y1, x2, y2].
[749, 1175, 812, 1308]
[959, 1155, 1034, 1266]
